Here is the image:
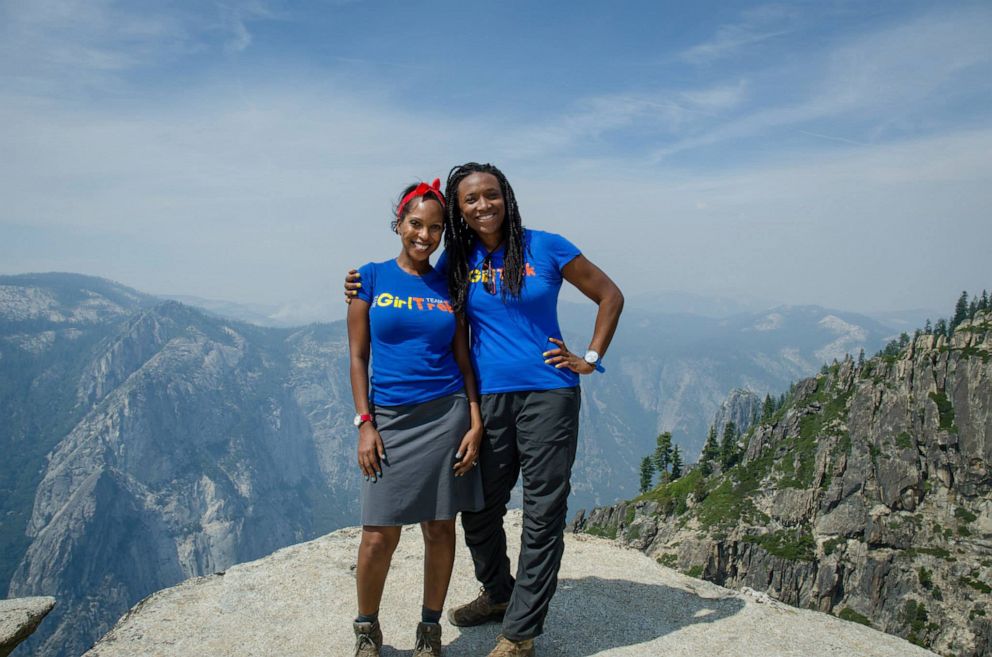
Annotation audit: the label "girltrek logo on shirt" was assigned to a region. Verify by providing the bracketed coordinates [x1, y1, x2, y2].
[371, 293, 453, 313]
[468, 263, 537, 284]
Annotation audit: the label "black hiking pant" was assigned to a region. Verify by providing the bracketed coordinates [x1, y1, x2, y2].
[460, 386, 581, 641]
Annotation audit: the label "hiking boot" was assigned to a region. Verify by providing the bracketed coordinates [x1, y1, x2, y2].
[486, 634, 535, 657]
[353, 620, 382, 657]
[413, 621, 442, 656]
[447, 587, 509, 626]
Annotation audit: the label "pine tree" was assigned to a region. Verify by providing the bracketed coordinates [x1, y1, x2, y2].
[951, 291, 969, 332]
[857, 348, 865, 367]
[653, 432, 673, 477]
[670, 445, 683, 480]
[980, 290, 989, 312]
[699, 425, 719, 476]
[761, 394, 775, 420]
[720, 421, 738, 469]
[924, 319, 932, 334]
[969, 298, 979, 320]
[702, 425, 719, 462]
[639, 456, 655, 493]
[934, 318, 948, 337]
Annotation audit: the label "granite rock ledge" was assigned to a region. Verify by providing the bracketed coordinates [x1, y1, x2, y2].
[85, 511, 936, 657]
[0, 596, 56, 657]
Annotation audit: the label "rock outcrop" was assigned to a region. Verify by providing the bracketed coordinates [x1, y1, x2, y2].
[711, 388, 763, 436]
[0, 597, 55, 657]
[576, 312, 992, 657]
[85, 511, 937, 657]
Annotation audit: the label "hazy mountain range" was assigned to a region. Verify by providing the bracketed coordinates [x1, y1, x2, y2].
[164, 286, 939, 332]
[1, 272, 904, 656]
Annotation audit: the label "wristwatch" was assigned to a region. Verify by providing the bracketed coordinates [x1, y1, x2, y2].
[353, 413, 373, 428]
[583, 350, 605, 373]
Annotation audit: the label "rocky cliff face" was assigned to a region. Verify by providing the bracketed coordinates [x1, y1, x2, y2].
[0, 275, 159, 600]
[575, 311, 992, 657]
[711, 388, 762, 436]
[2, 279, 361, 657]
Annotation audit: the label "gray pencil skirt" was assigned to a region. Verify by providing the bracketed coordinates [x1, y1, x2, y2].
[362, 392, 485, 526]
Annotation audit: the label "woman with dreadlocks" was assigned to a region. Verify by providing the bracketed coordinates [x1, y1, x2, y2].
[346, 163, 623, 657]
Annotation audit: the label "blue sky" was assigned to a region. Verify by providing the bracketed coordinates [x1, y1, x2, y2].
[1, 1, 990, 321]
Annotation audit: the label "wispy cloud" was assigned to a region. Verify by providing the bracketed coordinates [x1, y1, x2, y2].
[483, 7, 991, 166]
[1, 0, 191, 73]
[794, 129, 866, 146]
[679, 4, 798, 64]
[218, 1, 279, 53]
[654, 7, 992, 161]
[500, 81, 748, 159]
[677, 80, 749, 114]
[0, 0, 276, 94]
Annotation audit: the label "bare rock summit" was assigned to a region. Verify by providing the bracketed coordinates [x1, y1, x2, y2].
[86, 511, 935, 657]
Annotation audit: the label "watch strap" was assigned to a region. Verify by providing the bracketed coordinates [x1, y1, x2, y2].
[584, 350, 605, 374]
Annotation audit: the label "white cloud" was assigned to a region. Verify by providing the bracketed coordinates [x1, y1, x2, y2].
[679, 4, 799, 64]
[0, 0, 192, 75]
[653, 7, 992, 161]
[218, 1, 279, 53]
[677, 81, 748, 113]
[0, 0, 277, 94]
[499, 81, 748, 159]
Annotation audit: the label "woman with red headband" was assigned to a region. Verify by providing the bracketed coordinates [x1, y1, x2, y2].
[347, 179, 484, 657]
[346, 163, 624, 657]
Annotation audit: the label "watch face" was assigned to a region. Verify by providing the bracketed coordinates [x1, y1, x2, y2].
[353, 414, 362, 427]
[584, 350, 600, 364]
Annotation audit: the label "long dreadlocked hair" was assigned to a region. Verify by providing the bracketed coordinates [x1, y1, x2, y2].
[443, 162, 527, 313]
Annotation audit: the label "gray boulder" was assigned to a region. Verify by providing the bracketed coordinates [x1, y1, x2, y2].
[0, 597, 55, 657]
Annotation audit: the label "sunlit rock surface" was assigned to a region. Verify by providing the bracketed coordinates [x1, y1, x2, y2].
[86, 511, 935, 657]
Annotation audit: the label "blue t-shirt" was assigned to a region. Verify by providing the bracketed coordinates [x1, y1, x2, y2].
[355, 259, 464, 406]
[441, 229, 581, 394]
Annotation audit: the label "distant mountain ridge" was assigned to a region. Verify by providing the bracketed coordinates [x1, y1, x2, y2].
[1, 272, 897, 656]
[0, 273, 156, 324]
[564, 301, 893, 491]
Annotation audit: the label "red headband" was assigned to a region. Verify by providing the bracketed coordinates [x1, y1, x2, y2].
[397, 178, 446, 219]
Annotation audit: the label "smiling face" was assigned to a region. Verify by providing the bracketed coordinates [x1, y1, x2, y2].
[396, 197, 444, 264]
[456, 172, 506, 243]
